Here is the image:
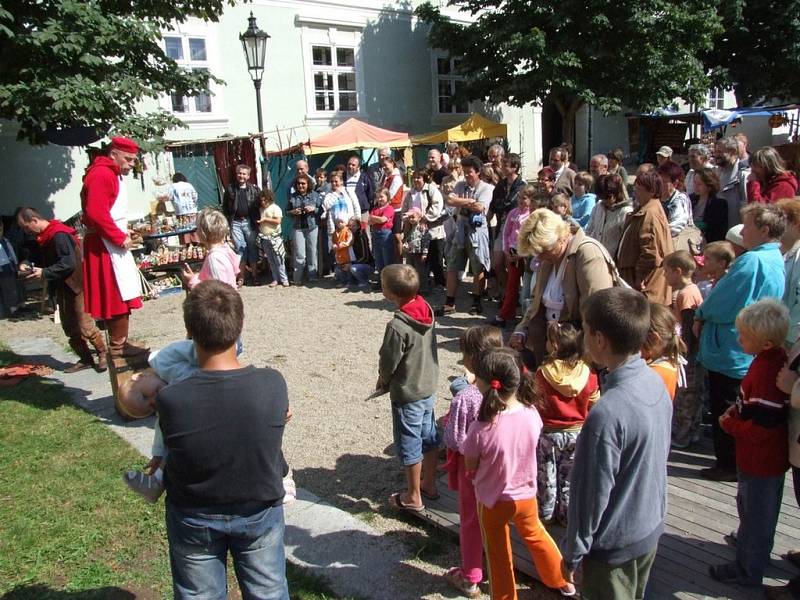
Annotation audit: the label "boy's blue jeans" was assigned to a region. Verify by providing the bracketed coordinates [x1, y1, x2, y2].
[735, 471, 785, 585]
[391, 394, 440, 466]
[166, 500, 289, 600]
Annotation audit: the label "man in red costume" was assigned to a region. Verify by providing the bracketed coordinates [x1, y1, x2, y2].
[81, 136, 148, 357]
[17, 207, 108, 372]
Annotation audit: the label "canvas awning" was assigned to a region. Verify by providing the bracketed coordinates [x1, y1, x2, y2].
[295, 118, 411, 156]
[411, 114, 508, 145]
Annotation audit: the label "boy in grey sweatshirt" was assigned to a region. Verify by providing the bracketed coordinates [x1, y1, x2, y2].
[561, 289, 673, 599]
[377, 264, 440, 513]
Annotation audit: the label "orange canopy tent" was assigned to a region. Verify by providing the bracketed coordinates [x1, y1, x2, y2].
[268, 118, 411, 156]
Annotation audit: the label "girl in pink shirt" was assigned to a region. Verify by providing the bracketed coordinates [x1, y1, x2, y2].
[442, 325, 503, 598]
[463, 348, 575, 599]
[180, 207, 240, 290]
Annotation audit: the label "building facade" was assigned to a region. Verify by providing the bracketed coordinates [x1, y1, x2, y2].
[0, 0, 543, 220]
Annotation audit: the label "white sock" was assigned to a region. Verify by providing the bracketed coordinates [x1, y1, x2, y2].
[153, 467, 163, 483]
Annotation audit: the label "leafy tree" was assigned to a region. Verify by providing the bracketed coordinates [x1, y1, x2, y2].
[705, 0, 800, 106]
[416, 0, 722, 145]
[0, 0, 234, 145]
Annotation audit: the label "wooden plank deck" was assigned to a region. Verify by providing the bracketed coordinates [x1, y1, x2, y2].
[413, 438, 799, 599]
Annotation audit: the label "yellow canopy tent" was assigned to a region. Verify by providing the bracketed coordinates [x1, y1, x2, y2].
[411, 114, 507, 145]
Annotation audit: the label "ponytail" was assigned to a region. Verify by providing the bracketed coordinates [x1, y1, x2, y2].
[474, 348, 522, 422]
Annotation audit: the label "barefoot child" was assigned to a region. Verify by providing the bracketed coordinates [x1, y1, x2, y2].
[561, 288, 672, 598]
[534, 322, 599, 526]
[463, 348, 576, 599]
[377, 264, 440, 511]
[442, 325, 503, 598]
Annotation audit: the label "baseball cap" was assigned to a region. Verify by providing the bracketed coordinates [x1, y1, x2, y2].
[655, 146, 673, 158]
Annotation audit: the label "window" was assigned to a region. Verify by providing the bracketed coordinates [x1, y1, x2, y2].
[707, 87, 725, 110]
[309, 44, 358, 113]
[164, 36, 213, 114]
[436, 56, 468, 114]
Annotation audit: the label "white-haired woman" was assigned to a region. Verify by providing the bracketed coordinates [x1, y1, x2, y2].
[509, 208, 614, 366]
[747, 146, 798, 204]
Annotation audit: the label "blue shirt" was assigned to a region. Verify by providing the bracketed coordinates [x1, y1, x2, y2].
[696, 242, 785, 379]
[571, 193, 596, 228]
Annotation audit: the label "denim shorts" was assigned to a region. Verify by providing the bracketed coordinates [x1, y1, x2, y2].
[391, 394, 441, 466]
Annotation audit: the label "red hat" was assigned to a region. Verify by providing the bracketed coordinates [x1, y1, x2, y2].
[110, 136, 139, 154]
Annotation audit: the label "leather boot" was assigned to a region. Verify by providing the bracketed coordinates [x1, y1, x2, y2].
[107, 315, 149, 358]
[66, 337, 94, 373]
[88, 330, 108, 371]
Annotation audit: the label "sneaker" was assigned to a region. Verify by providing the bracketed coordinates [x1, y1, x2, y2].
[700, 467, 737, 482]
[435, 304, 456, 317]
[764, 584, 797, 600]
[489, 316, 506, 328]
[444, 567, 480, 599]
[469, 301, 483, 316]
[723, 530, 737, 547]
[123, 470, 165, 503]
[708, 562, 746, 585]
[282, 469, 297, 506]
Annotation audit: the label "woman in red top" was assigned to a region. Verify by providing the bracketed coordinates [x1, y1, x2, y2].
[747, 146, 798, 204]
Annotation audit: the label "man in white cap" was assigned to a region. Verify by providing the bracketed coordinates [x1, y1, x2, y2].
[81, 136, 148, 358]
[655, 146, 673, 166]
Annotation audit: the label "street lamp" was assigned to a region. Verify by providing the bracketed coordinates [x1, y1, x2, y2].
[239, 12, 270, 133]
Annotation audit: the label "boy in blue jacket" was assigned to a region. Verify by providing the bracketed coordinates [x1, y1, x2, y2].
[694, 204, 786, 481]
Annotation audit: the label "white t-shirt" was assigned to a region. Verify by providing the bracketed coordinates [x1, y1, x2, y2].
[259, 204, 282, 236]
[170, 181, 198, 216]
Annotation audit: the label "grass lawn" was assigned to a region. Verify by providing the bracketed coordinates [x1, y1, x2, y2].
[0, 348, 341, 599]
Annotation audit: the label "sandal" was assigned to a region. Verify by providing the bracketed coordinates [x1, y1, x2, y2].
[421, 489, 440, 501]
[388, 492, 424, 513]
[444, 567, 480, 598]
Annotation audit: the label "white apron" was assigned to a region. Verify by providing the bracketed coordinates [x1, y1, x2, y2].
[101, 177, 142, 301]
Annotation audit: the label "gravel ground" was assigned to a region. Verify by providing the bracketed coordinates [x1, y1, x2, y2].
[1, 279, 561, 600]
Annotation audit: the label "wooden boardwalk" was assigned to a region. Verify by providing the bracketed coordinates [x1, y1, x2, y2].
[413, 439, 799, 599]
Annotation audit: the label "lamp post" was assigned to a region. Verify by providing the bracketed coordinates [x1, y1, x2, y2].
[239, 12, 270, 134]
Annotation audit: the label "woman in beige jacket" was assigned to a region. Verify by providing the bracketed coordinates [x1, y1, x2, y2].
[510, 209, 615, 365]
[616, 171, 674, 305]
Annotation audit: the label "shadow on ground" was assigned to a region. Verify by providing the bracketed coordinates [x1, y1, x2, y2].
[1, 585, 140, 600]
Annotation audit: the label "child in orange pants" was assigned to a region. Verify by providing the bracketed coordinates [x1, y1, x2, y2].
[463, 348, 575, 599]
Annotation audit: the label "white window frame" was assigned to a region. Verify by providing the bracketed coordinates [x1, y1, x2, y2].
[707, 87, 726, 110]
[159, 23, 228, 127]
[431, 51, 469, 120]
[298, 19, 366, 123]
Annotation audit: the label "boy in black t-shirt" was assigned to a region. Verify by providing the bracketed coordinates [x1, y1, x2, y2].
[157, 280, 290, 600]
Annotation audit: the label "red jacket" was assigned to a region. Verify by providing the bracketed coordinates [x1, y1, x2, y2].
[747, 172, 798, 204]
[721, 347, 789, 477]
[535, 360, 599, 430]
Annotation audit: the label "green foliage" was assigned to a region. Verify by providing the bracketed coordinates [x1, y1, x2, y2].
[416, 0, 722, 121]
[705, 0, 800, 105]
[0, 0, 236, 145]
